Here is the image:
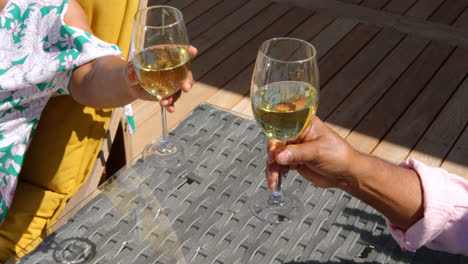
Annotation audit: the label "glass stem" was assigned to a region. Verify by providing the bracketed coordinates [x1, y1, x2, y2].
[271, 140, 286, 205]
[157, 106, 173, 154]
[271, 166, 284, 203]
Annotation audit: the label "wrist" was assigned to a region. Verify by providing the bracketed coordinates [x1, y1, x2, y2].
[345, 154, 424, 230]
[336, 148, 368, 195]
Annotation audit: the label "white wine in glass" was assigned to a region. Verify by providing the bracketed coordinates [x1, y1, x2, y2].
[250, 38, 319, 224]
[130, 6, 190, 168]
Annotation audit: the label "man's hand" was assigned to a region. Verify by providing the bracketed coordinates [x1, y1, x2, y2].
[267, 116, 424, 230]
[126, 46, 197, 112]
[267, 117, 359, 192]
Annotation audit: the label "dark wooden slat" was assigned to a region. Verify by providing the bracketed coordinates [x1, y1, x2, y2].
[317, 28, 405, 119]
[165, 0, 198, 10]
[360, 0, 391, 9]
[383, 0, 417, 15]
[319, 24, 380, 87]
[346, 42, 454, 154]
[409, 77, 468, 166]
[272, 0, 468, 47]
[182, 0, 224, 24]
[201, 8, 312, 89]
[441, 121, 468, 179]
[317, 0, 423, 87]
[428, 0, 468, 25]
[326, 35, 429, 138]
[192, 4, 292, 79]
[191, 0, 272, 55]
[372, 48, 468, 163]
[311, 18, 358, 61]
[187, 0, 251, 39]
[454, 7, 468, 30]
[206, 11, 335, 108]
[339, 0, 362, 4]
[148, 0, 171, 5]
[288, 13, 335, 46]
[405, 0, 444, 19]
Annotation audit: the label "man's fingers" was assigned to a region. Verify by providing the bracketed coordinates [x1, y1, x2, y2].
[276, 141, 318, 165]
[267, 139, 280, 164]
[267, 163, 279, 191]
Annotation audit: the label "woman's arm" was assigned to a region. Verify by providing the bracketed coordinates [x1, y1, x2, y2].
[64, 0, 195, 110]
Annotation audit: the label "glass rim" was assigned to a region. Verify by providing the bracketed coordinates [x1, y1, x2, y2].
[258, 37, 317, 63]
[134, 5, 184, 29]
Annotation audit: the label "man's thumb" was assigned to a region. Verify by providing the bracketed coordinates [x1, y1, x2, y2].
[276, 143, 314, 165]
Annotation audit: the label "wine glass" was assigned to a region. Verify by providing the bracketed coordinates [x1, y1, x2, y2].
[130, 6, 190, 168]
[250, 38, 319, 224]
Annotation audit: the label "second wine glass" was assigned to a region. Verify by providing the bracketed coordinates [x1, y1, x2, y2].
[131, 6, 190, 168]
[250, 37, 319, 224]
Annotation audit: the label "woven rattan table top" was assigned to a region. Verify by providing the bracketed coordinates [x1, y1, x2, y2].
[15, 104, 468, 264]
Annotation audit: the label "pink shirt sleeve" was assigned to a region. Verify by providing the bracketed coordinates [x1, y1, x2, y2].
[386, 158, 468, 255]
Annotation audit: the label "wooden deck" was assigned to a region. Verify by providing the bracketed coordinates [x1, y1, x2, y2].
[125, 0, 468, 179]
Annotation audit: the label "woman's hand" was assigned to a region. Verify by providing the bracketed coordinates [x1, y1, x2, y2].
[126, 46, 197, 112]
[267, 117, 359, 192]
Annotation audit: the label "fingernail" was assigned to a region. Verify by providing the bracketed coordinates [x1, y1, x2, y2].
[277, 150, 290, 163]
[160, 100, 168, 106]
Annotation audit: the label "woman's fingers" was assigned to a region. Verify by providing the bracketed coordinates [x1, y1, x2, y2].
[181, 71, 194, 93]
[189, 45, 197, 58]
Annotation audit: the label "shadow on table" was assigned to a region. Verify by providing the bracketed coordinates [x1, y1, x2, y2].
[284, 206, 468, 264]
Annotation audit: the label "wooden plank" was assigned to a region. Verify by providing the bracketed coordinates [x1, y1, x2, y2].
[346, 42, 454, 154]
[383, 0, 417, 15]
[360, 0, 391, 9]
[408, 77, 468, 166]
[191, 0, 272, 55]
[191, 3, 290, 78]
[339, 0, 363, 5]
[405, 0, 444, 19]
[309, 18, 358, 61]
[201, 7, 312, 96]
[187, 0, 251, 39]
[319, 0, 446, 123]
[326, 35, 429, 139]
[319, 24, 380, 86]
[148, 0, 170, 6]
[165, 0, 198, 10]
[181, 0, 224, 24]
[454, 7, 468, 30]
[371, 48, 468, 163]
[317, 28, 404, 120]
[271, 0, 468, 47]
[318, 0, 417, 86]
[441, 125, 468, 180]
[428, 0, 468, 25]
[346, 1, 468, 155]
[205, 13, 346, 113]
[287, 13, 335, 46]
[231, 96, 253, 118]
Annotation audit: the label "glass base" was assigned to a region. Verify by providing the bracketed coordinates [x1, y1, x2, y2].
[250, 189, 304, 224]
[142, 138, 185, 169]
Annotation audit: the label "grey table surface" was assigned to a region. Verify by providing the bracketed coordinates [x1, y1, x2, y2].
[14, 104, 468, 263]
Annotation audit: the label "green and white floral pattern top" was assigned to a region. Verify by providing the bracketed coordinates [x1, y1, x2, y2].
[0, 0, 121, 224]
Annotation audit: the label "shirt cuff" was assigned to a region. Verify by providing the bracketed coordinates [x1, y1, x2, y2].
[386, 158, 453, 252]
